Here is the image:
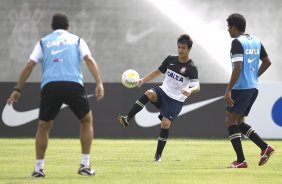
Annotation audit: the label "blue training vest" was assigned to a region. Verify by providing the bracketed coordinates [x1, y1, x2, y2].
[39, 30, 83, 88]
[233, 35, 261, 90]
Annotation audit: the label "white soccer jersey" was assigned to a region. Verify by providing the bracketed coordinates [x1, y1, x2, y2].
[159, 55, 199, 102]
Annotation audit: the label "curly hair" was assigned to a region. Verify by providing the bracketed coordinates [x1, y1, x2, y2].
[227, 13, 246, 32]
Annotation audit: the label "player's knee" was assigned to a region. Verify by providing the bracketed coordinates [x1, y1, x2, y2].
[161, 118, 171, 128]
[80, 111, 92, 124]
[37, 120, 53, 133]
[145, 90, 157, 101]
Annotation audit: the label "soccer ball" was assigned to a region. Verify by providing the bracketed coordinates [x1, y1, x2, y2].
[122, 69, 140, 88]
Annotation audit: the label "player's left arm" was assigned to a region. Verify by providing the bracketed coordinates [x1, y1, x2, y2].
[258, 44, 271, 77]
[181, 66, 200, 97]
[7, 60, 37, 105]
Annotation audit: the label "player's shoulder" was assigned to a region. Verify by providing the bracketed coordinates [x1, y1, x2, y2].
[164, 54, 178, 62]
[188, 59, 197, 68]
[166, 54, 178, 59]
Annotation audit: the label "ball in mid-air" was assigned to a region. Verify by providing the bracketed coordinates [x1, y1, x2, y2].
[122, 69, 140, 88]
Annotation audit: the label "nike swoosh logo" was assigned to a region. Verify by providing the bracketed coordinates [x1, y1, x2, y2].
[135, 96, 223, 127]
[247, 58, 256, 63]
[125, 27, 156, 44]
[2, 94, 94, 127]
[51, 48, 67, 55]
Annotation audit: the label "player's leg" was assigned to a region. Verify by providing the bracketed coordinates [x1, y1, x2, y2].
[238, 120, 274, 166]
[226, 111, 247, 168]
[77, 111, 95, 175]
[154, 90, 182, 162]
[80, 111, 93, 158]
[236, 89, 274, 166]
[118, 89, 156, 127]
[154, 117, 171, 162]
[32, 82, 62, 177]
[66, 82, 95, 175]
[32, 120, 53, 177]
[238, 116, 267, 151]
[225, 89, 260, 168]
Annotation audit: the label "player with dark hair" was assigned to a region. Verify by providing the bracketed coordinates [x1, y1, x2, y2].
[7, 13, 104, 177]
[118, 34, 200, 161]
[225, 13, 274, 168]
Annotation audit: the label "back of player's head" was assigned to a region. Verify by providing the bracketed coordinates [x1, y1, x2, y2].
[51, 13, 69, 30]
[177, 34, 193, 49]
[227, 13, 246, 32]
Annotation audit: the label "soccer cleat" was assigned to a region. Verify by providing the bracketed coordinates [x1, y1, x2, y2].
[78, 164, 95, 176]
[117, 115, 129, 128]
[226, 161, 248, 168]
[154, 154, 162, 162]
[31, 169, 45, 178]
[259, 145, 275, 166]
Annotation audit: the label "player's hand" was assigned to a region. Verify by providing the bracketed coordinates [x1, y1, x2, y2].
[7, 91, 21, 105]
[137, 79, 144, 88]
[181, 88, 192, 97]
[95, 83, 104, 101]
[224, 90, 234, 107]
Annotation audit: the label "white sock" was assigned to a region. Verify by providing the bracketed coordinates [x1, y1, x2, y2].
[35, 159, 44, 172]
[81, 154, 90, 166]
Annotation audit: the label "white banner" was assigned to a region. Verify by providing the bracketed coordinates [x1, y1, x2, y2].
[248, 83, 282, 139]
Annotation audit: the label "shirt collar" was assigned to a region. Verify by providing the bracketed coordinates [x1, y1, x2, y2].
[53, 29, 68, 33]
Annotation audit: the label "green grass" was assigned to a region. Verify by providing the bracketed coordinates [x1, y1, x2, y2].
[0, 138, 281, 184]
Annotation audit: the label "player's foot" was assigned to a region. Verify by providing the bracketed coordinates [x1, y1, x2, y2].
[78, 164, 95, 176]
[259, 145, 275, 166]
[154, 154, 162, 162]
[226, 161, 248, 168]
[118, 115, 129, 128]
[31, 169, 45, 178]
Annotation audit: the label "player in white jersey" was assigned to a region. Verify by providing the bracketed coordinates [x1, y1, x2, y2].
[225, 13, 274, 168]
[118, 34, 200, 161]
[7, 13, 104, 177]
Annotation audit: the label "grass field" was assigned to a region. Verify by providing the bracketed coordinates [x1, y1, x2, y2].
[0, 138, 281, 184]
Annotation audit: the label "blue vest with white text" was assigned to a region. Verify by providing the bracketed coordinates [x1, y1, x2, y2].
[40, 31, 83, 88]
[233, 35, 261, 89]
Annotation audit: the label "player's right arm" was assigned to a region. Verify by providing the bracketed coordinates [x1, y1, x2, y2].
[139, 69, 162, 87]
[225, 39, 243, 107]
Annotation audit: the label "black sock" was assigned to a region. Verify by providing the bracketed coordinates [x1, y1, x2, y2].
[239, 122, 267, 151]
[127, 94, 149, 121]
[156, 128, 169, 155]
[228, 125, 245, 163]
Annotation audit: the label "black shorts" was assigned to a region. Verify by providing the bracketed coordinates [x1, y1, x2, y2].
[39, 81, 90, 121]
[226, 88, 258, 116]
[151, 87, 183, 122]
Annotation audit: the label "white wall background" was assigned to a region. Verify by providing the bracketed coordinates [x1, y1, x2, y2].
[0, 0, 281, 83]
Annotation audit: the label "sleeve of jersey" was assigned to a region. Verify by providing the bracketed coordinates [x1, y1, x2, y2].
[188, 66, 200, 88]
[29, 41, 43, 63]
[79, 38, 91, 60]
[158, 56, 169, 73]
[260, 44, 268, 59]
[231, 39, 243, 63]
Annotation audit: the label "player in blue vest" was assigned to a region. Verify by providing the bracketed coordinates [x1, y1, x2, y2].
[7, 13, 104, 177]
[225, 13, 274, 168]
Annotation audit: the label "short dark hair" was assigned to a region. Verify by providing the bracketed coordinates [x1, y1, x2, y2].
[51, 13, 69, 30]
[177, 34, 193, 48]
[226, 13, 246, 32]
